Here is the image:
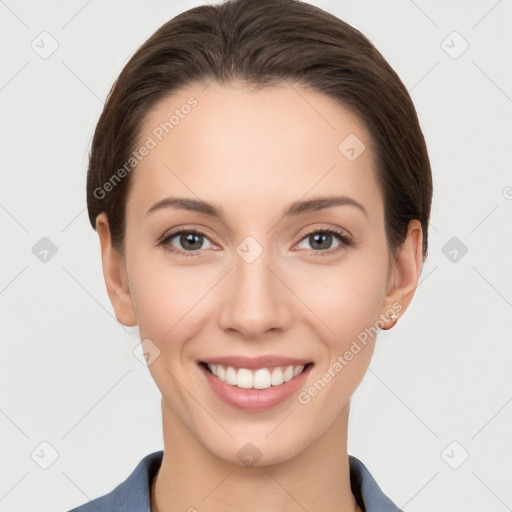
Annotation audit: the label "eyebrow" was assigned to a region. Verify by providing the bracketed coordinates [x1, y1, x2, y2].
[146, 195, 368, 219]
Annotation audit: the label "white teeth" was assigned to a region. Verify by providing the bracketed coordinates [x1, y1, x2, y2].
[283, 365, 294, 382]
[225, 366, 237, 385]
[294, 365, 305, 377]
[216, 364, 226, 382]
[205, 363, 307, 389]
[253, 368, 271, 389]
[271, 367, 284, 386]
[236, 368, 253, 389]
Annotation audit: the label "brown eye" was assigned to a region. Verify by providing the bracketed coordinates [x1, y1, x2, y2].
[296, 228, 352, 254]
[159, 229, 215, 255]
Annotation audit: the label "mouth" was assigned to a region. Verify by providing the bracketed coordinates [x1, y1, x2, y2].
[197, 358, 314, 411]
[199, 361, 314, 390]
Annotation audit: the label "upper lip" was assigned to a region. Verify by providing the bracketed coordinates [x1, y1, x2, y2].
[199, 355, 313, 370]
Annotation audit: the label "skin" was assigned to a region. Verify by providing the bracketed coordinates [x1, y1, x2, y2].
[96, 80, 423, 512]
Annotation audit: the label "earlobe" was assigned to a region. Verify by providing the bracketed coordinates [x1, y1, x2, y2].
[95, 213, 137, 327]
[380, 219, 423, 330]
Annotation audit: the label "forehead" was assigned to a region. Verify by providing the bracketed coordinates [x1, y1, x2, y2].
[127, 80, 383, 223]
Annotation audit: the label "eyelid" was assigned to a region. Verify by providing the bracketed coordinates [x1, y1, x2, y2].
[298, 224, 351, 240]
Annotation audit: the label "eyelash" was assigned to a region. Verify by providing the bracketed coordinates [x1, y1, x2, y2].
[157, 227, 353, 257]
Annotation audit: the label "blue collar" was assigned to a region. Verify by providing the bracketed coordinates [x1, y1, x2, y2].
[68, 450, 403, 511]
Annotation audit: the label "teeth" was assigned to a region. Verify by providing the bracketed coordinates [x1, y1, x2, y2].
[271, 367, 284, 386]
[237, 368, 253, 389]
[253, 368, 271, 389]
[283, 366, 294, 382]
[216, 364, 226, 382]
[206, 363, 306, 389]
[293, 365, 304, 377]
[226, 366, 237, 385]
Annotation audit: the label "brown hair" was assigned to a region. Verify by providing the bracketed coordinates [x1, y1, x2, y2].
[87, 0, 432, 261]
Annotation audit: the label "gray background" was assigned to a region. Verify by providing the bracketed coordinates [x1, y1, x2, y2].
[1, 0, 511, 511]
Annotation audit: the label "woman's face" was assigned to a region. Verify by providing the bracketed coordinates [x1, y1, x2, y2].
[99, 80, 418, 466]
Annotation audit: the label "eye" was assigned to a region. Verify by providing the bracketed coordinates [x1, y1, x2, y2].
[295, 227, 352, 255]
[158, 226, 353, 257]
[158, 228, 215, 256]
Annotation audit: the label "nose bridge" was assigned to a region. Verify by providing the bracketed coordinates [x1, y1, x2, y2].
[218, 238, 291, 338]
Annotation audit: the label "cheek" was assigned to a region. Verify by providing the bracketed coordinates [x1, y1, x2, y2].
[290, 256, 388, 347]
[126, 254, 212, 404]
[128, 244, 389, 347]
[129, 263, 208, 343]
[291, 263, 386, 415]
[126, 245, 231, 376]
[126, 242, 194, 340]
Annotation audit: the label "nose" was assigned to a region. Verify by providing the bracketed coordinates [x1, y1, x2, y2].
[218, 246, 293, 340]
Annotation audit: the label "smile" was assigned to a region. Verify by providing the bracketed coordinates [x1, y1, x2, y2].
[198, 357, 314, 411]
[204, 362, 311, 389]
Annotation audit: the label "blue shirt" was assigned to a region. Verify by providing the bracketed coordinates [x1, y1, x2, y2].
[67, 450, 403, 511]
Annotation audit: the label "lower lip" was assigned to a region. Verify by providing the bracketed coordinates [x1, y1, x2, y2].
[199, 363, 313, 412]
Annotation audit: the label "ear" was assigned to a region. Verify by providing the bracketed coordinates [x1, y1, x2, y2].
[379, 219, 423, 330]
[96, 212, 137, 327]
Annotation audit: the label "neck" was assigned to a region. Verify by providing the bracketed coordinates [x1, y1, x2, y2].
[151, 399, 361, 512]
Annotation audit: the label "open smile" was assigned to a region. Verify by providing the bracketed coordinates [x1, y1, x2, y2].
[200, 361, 313, 389]
[198, 358, 314, 411]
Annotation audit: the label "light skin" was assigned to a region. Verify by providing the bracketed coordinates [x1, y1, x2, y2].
[96, 80, 423, 512]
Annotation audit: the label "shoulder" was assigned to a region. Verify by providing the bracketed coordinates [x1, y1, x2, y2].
[65, 450, 163, 512]
[349, 455, 404, 512]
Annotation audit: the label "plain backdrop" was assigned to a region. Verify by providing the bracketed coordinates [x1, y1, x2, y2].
[1, 0, 511, 511]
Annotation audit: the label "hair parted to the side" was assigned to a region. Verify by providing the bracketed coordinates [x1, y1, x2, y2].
[86, 0, 432, 262]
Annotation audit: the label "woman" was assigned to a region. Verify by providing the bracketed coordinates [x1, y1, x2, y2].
[68, 0, 432, 510]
